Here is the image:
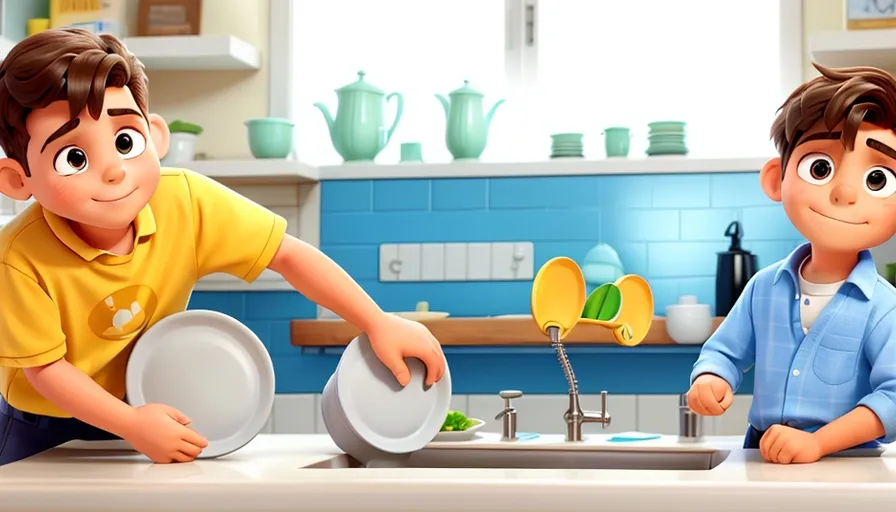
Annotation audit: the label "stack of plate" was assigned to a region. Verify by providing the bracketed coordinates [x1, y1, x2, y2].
[646, 121, 688, 156]
[550, 133, 584, 158]
[321, 333, 452, 466]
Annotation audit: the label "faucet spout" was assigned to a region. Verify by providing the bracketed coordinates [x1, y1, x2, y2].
[564, 390, 610, 442]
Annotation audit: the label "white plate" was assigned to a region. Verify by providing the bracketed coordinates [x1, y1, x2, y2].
[125, 310, 275, 459]
[431, 418, 485, 442]
[335, 333, 451, 454]
[392, 311, 450, 321]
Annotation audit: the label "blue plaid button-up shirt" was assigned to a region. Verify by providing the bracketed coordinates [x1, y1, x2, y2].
[691, 243, 896, 442]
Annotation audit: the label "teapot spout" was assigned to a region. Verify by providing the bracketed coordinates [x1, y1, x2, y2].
[313, 102, 335, 134]
[485, 99, 506, 131]
[435, 94, 450, 117]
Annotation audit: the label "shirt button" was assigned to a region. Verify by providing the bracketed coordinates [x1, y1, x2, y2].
[785, 420, 799, 428]
[792, 369, 800, 377]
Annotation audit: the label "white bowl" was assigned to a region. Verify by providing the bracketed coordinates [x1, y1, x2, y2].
[665, 304, 712, 344]
[320, 333, 452, 465]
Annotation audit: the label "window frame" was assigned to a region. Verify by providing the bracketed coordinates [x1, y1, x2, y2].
[268, 0, 804, 154]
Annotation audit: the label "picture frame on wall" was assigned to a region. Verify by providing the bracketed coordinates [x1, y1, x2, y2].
[846, 0, 896, 29]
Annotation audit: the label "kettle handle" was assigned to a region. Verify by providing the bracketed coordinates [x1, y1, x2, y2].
[724, 221, 743, 250]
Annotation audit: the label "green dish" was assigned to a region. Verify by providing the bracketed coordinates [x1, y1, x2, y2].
[648, 121, 686, 129]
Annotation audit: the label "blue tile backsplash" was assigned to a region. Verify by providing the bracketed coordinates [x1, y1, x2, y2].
[189, 170, 801, 395]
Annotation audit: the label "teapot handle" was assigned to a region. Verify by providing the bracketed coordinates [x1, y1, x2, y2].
[384, 92, 404, 146]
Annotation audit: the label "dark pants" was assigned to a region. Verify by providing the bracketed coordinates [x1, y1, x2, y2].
[743, 424, 880, 450]
[0, 397, 118, 466]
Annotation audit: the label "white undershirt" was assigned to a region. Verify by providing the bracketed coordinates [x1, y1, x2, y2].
[798, 257, 845, 334]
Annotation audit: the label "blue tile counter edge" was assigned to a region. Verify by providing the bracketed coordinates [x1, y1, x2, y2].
[188, 291, 755, 397]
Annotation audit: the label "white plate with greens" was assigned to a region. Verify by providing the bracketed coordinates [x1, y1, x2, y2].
[431, 412, 485, 442]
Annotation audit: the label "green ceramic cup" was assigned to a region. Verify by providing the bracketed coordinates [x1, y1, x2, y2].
[604, 127, 631, 157]
[245, 117, 294, 158]
[400, 142, 423, 162]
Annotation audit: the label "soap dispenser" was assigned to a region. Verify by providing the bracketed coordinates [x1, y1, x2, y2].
[715, 221, 757, 317]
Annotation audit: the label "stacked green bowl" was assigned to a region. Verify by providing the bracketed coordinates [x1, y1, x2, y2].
[550, 133, 584, 158]
[646, 121, 688, 156]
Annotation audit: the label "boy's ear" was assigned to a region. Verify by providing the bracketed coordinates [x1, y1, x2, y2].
[0, 158, 31, 201]
[147, 113, 170, 159]
[760, 157, 783, 202]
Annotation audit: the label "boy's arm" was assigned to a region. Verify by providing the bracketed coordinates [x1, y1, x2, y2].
[689, 275, 758, 393]
[813, 309, 896, 453]
[0, 263, 135, 435]
[267, 235, 385, 331]
[24, 360, 136, 437]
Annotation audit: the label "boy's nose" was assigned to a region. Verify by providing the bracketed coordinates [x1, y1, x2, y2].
[830, 184, 857, 206]
[102, 165, 126, 184]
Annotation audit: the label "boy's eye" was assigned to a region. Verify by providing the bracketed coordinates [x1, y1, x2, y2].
[796, 153, 834, 185]
[864, 166, 896, 198]
[54, 146, 89, 176]
[115, 128, 146, 160]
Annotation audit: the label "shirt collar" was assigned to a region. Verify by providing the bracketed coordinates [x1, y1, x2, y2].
[43, 204, 157, 263]
[773, 242, 878, 300]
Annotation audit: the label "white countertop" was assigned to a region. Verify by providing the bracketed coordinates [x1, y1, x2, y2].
[1, 434, 895, 511]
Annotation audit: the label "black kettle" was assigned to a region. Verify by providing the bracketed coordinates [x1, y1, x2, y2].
[715, 221, 757, 316]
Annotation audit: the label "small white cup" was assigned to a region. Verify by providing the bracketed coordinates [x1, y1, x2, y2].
[665, 296, 712, 344]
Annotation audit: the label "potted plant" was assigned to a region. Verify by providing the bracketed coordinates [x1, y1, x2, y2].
[161, 120, 203, 166]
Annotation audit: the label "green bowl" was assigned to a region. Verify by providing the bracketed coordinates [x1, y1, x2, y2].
[245, 117, 294, 158]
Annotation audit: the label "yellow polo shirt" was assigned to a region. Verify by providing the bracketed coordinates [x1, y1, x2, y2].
[0, 168, 287, 417]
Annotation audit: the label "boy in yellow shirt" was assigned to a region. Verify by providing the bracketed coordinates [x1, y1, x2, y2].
[0, 29, 446, 466]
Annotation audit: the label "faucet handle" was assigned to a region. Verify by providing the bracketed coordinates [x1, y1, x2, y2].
[496, 390, 522, 419]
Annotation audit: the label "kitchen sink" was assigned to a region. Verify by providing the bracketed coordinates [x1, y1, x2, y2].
[303, 447, 730, 471]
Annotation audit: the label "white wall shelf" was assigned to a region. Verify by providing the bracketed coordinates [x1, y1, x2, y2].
[810, 29, 896, 70]
[195, 269, 292, 291]
[174, 159, 319, 184]
[123, 35, 260, 71]
[318, 157, 770, 180]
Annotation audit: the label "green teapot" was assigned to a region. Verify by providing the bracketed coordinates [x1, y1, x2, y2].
[314, 71, 404, 162]
[436, 81, 504, 160]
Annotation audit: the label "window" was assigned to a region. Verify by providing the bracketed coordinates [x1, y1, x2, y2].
[291, 0, 507, 166]
[282, 0, 801, 165]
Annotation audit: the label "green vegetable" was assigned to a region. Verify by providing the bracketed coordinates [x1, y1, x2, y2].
[168, 120, 204, 135]
[441, 410, 474, 432]
[582, 283, 622, 321]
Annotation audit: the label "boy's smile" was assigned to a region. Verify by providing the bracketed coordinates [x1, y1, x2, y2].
[10, 87, 169, 232]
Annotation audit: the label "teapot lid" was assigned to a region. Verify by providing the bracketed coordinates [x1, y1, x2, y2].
[337, 71, 384, 94]
[449, 80, 483, 97]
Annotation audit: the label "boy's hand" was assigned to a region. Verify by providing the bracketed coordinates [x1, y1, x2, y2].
[366, 314, 446, 387]
[759, 425, 823, 464]
[122, 403, 209, 463]
[686, 374, 733, 416]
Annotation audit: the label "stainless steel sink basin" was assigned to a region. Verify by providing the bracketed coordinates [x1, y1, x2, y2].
[303, 447, 731, 471]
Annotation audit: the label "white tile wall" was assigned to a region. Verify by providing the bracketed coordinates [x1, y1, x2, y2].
[266, 393, 753, 437]
[379, 242, 535, 282]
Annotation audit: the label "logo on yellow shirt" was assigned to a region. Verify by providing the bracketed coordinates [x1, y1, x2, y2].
[87, 285, 159, 340]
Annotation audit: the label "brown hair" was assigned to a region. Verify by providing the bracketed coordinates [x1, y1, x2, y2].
[771, 62, 896, 172]
[0, 28, 148, 177]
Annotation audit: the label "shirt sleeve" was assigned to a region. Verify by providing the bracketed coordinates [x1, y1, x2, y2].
[689, 275, 758, 392]
[858, 309, 896, 443]
[0, 262, 67, 368]
[183, 169, 288, 282]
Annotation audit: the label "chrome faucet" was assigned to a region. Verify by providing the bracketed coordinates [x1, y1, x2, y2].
[678, 393, 702, 438]
[495, 390, 522, 441]
[548, 326, 611, 441]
